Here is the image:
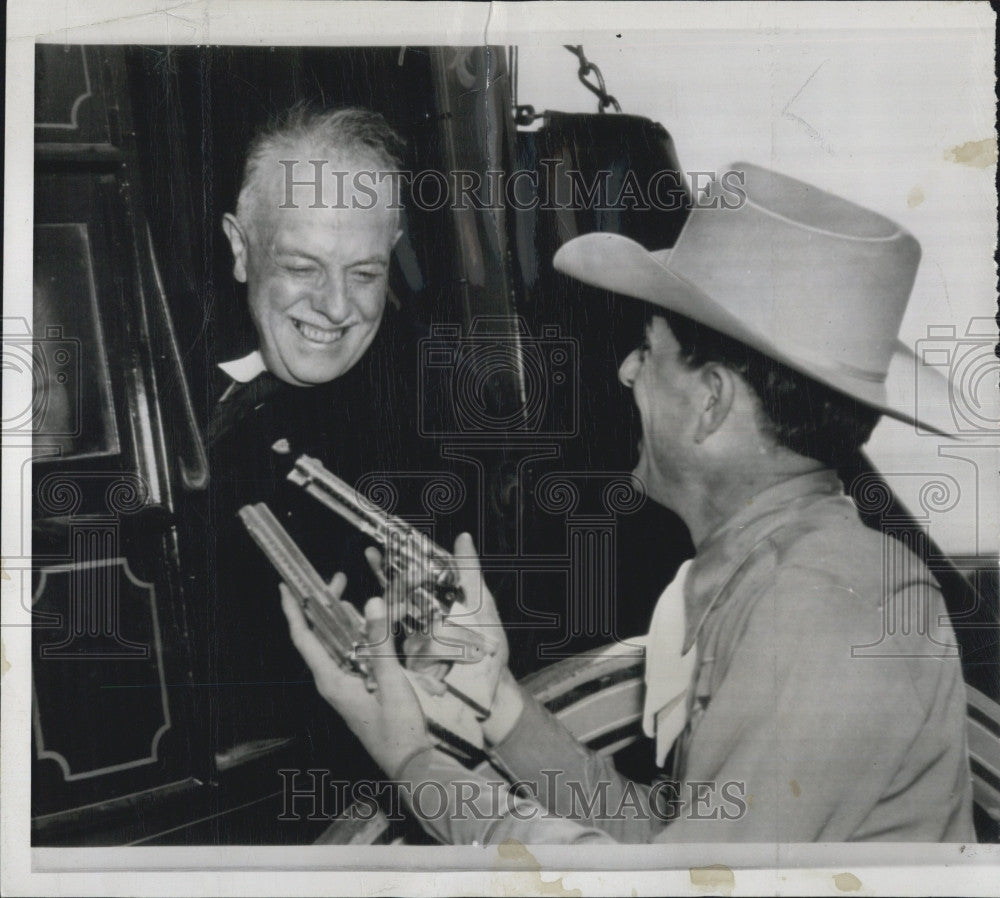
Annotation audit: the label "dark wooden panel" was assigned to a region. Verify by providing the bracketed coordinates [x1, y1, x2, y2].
[35, 45, 113, 147]
[30, 523, 195, 818]
[33, 223, 120, 460]
[32, 46, 201, 837]
[33, 556, 169, 779]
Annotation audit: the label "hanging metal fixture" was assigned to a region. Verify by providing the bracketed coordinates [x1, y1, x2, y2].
[511, 45, 622, 126]
[564, 45, 622, 113]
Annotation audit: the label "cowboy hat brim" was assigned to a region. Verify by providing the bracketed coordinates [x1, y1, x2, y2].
[553, 231, 956, 437]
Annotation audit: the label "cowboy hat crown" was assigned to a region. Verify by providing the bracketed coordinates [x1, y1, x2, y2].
[553, 162, 948, 434]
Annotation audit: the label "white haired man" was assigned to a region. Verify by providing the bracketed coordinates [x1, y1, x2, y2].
[210, 105, 404, 443]
[202, 106, 421, 760]
[283, 163, 974, 842]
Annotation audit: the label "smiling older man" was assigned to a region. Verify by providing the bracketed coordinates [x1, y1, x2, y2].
[218, 109, 401, 391]
[210, 107, 403, 441]
[199, 107, 429, 762]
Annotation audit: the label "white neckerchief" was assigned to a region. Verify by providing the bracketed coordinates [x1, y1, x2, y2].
[217, 350, 268, 400]
[642, 559, 697, 767]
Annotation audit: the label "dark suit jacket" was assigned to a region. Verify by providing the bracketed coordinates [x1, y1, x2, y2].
[193, 307, 462, 774]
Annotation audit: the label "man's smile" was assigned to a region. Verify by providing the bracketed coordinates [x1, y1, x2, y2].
[292, 317, 348, 345]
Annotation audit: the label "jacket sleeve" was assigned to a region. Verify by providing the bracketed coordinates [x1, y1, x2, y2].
[398, 574, 972, 845]
[396, 743, 615, 845]
[396, 687, 663, 844]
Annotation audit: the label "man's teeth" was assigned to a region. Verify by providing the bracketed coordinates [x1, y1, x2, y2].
[294, 320, 345, 344]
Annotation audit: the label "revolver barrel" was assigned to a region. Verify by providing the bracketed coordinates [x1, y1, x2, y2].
[238, 502, 369, 674]
[288, 455, 463, 615]
[245, 455, 501, 753]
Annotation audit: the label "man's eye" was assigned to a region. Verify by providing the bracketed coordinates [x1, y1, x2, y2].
[351, 269, 382, 283]
[285, 264, 316, 275]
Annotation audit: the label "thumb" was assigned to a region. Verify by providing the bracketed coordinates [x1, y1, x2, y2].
[362, 597, 410, 701]
[364, 546, 387, 589]
[452, 532, 482, 574]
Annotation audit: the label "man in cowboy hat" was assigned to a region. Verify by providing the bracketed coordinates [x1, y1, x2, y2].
[281, 163, 974, 842]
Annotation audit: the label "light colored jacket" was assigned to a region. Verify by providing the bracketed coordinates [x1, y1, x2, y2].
[399, 470, 975, 843]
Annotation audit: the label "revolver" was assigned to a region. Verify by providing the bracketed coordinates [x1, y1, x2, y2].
[287, 455, 502, 715]
[288, 455, 468, 639]
[238, 456, 503, 758]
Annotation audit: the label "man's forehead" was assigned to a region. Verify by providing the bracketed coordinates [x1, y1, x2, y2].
[272, 204, 395, 236]
[250, 150, 399, 237]
[249, 149, 392, 209]
[248, 208, 396, 262]
[647, 313, 674, 339]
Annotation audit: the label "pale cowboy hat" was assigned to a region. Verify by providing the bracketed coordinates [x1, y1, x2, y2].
[553, 162, 954, 436]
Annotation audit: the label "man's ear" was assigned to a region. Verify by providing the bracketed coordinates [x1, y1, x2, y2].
[221, 213, 249, 283]
[694, 364, 736, 443]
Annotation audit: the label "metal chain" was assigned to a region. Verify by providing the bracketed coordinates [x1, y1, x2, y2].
[512, 44, 544, 126]
[564, 45, 622, 113]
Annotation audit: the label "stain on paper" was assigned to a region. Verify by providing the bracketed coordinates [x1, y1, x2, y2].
[907, 186, 925, 208]
[944, 138, 997, 168]
[790, 779, 801, 797]
[690, 865, 735, 895]
[834, 872, 862, 891]
[495, 839, 582, 897]
[1, 638, 9, 678]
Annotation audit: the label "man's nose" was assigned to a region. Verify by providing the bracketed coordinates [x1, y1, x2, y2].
[310, 275, 349, 320]
[618, 350, 639, 388]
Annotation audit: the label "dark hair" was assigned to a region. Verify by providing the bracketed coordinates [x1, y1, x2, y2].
[647, 307, 880, 467]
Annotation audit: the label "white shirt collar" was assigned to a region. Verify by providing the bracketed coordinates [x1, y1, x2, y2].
[217, 350, 268, 402]
[218, 350, 267, 384]
[642, 559, 697, 767]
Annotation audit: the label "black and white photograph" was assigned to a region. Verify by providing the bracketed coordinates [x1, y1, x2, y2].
[3, 2, 998, 895]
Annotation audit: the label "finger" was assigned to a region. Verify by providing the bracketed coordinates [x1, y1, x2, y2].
[409, 669, 448, 696]
[453, 532, 482, 573]
[364, 547, 387, 588]
[326, 571, 348, 599]
[357, 592, 394, 652]
[281, 586, 340, 673]
[403, 632, 455, 671]
[281, 587, 373, 710]
[363, 597, 414, 702]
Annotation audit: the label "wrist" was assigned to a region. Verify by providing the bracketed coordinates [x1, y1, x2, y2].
[390, 741, 437, 781]
[482, 668, 524, 746]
